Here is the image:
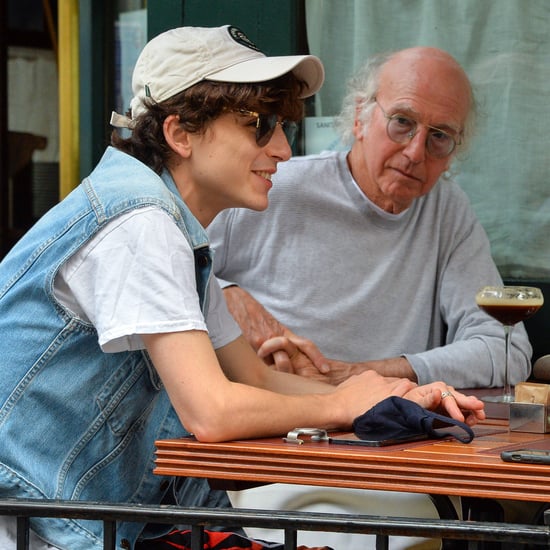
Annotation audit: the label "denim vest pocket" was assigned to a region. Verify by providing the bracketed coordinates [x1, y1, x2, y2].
[96, 352, 159, 436]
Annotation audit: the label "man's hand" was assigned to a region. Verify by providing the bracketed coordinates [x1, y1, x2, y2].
[223, 287, 417, 384]
[223, 286, 330, 375]
[223, 286, 286, 351]
[257, 332, 331, 378]
[404, 383, 486, 425]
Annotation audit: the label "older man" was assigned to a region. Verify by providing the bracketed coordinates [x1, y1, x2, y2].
[207, 46, 533, 550]
[208, 46, 532, 389]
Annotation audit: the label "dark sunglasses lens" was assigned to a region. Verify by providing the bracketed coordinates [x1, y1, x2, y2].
[282, 121, 298, 146]
[256, 114, 279, 147]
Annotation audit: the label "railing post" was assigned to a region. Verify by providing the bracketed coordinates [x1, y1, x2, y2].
[190, 525, 204, 550]
[284, 527, 297, 550]
[375, 534, 389, 550]
[103, 519, 117, 550]
[16, 516, 29, 550]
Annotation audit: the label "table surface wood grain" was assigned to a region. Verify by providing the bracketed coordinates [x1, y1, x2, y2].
[155, 413, 550, 502]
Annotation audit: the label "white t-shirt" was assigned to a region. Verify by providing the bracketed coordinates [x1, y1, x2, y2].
[55, 206, 240, 352]
[0, 207, 241, 549]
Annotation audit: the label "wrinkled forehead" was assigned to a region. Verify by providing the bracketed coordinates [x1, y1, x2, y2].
[377, 48, 471, 128]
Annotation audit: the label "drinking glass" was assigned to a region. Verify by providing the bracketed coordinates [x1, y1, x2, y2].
[475, 286, 544, 403]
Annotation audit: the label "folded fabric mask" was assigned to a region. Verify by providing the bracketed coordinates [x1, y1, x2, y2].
[353, 396, 475, 444]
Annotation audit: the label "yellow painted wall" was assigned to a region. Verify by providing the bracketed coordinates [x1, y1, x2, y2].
[58, 0, 79, 198]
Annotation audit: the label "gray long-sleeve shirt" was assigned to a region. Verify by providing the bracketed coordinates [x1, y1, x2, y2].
[208, 150, 532, 388]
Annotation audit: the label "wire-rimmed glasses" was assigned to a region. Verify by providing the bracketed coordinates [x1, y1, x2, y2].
[374, 98, 461, 158]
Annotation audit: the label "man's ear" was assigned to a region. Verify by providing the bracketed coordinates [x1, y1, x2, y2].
[353, 116, 364, 140]
[163, 114, 192, 158]
[353, 102, 366, 140]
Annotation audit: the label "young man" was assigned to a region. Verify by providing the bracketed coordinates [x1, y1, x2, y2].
[0, 30, 484, 550]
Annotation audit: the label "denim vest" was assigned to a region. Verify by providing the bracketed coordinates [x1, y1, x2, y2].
[0, 147, 219, 549]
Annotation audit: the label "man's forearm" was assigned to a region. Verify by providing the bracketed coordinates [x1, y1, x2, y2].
[327, 356, 417, 385]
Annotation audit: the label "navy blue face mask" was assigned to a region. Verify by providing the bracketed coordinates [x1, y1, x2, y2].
[353, 396, 475, 444]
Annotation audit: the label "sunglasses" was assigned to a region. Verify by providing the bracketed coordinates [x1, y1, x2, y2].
[234, 109, 298, 147]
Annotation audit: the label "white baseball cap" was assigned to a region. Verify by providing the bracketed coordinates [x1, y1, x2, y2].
[110, 25, 324, 128]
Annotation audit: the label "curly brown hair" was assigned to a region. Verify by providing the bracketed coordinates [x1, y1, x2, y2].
[111, 72, 306, 174]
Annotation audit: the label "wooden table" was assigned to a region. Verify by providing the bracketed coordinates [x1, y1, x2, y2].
[154, 411, 550, 504]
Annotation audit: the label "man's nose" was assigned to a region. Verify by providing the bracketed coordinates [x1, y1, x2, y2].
[402, 127, 428, 163]
[265, 124, 292, 161]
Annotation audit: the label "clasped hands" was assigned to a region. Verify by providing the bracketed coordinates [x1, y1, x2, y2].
[256, 330, 484, 426]
[222, 286, 485, 426]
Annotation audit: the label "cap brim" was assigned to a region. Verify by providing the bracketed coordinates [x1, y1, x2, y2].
[205, 55, 324, 98]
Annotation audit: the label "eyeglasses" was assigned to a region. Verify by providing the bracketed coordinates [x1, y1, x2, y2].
[234, 109, 298, 147]
[374, 99, 461, 159]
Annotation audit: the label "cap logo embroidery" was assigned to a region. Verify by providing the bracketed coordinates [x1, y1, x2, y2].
[228, 26, 261, 53]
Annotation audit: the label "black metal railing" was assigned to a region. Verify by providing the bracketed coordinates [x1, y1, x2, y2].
[1, 498, 550, 550]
